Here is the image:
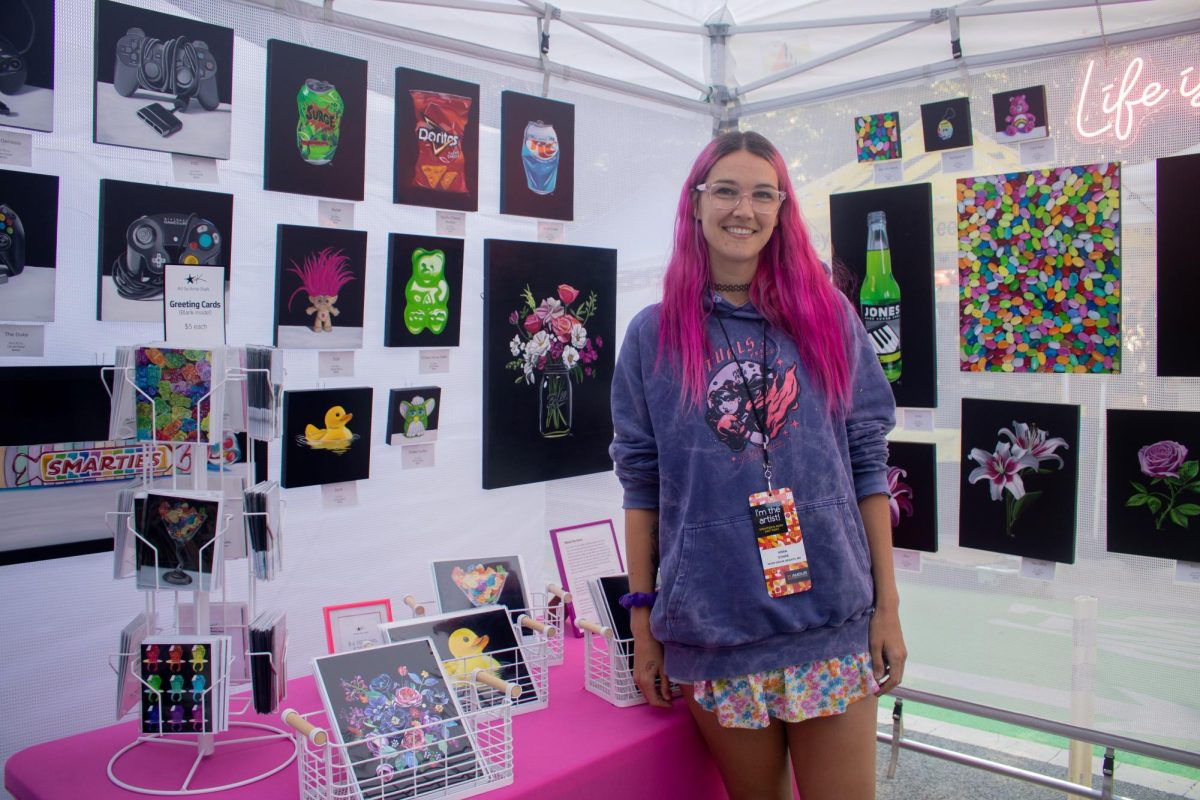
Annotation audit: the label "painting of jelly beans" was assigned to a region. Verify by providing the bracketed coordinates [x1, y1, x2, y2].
[133, 347, 216, 442]
[855, 111, 901, 162]
[957, 162, 1121, 374]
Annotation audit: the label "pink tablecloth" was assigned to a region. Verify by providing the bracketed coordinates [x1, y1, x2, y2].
[6, 634, 727, 799]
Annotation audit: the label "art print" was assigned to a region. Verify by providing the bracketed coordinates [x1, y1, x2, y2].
[854, 111, 901, 162]
[312, 638, 483, 800]
[93, 0, 233, 159]
[0, 168, 58, 322]
[0, 0, 54, 132]
[387, 387, 442, 445]
[959, 398, 1079, 564]
[139, 639, 215, 733]
[958, 163, 1120, 374]
[133, 346, 217, 443]
[991, 84, 1049, 142]
[482, 240, 615, 489]
[323, 599, 393, 654]
[430, 555, 531, 623]
[887, 441, 938, 553]
[280, 387, 372, 489]
[1155, 152, 1199, 377]
[1106, 409, 1200, 563]
[97, 179, 233, 323]
[499, 91, 574, 221]
[380, 606, 542, 712]
[830, 184, 936, 408]
[135, 491, 222, 591]
[273, 225, 367, 350]
[920, 97, 973, 152]
[393, 69, 479, 212]
[263, 39, 368, 201]
[384, 234, 463, 348]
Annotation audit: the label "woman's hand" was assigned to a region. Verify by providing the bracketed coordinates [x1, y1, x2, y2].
[869, 604, 906, 695]
[633, 628, 673, 707]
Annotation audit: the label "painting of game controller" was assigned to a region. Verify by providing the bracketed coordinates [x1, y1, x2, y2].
[0, 203, 25, 278]
[124, 213, 221, 280]
[114, 27, 219, 111]
[0, 37, 27, 96]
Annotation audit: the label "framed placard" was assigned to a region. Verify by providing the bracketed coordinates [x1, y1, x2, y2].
[549, 519, 623, 637]
[322, 598, 393, 654]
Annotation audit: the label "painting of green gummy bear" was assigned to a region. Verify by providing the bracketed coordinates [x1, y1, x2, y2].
[385, 233, 463, 348]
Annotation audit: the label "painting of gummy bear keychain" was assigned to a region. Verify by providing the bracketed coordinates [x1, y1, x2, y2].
[919, 96, 973, 152]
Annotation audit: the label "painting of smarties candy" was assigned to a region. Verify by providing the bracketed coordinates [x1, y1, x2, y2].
[854, 111, 901, 162]
[957, 162, 1120, 374]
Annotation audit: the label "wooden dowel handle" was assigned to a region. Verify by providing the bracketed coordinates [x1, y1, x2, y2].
[402, 595, 426, 616]
[474, 670, 522, 699]
[546, 583, 570, 604]
[282, 708, 327, 746]
[576, 619, 611, 637]
[518, 615, 556, 637]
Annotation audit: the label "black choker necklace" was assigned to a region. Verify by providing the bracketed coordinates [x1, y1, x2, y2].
[713, 282, 751, 292]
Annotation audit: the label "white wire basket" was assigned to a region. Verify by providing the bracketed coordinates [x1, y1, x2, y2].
[581, 624, 644, 708]
[524, 586, 568, 667]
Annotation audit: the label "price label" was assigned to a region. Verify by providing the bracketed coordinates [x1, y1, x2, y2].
[436, 210, 466, 237]
[1174, 561, 1200, 585]
[0, 324, 44, 356]
[402, 443, 436, 469]
[537, 220, 566, 243]
[873, 161, 903, 184]
[318, 350, 355, 378]
[322, 481, 360, 508]
[171, 154, 219, 183]
[1020, 138, 1056, 165]
[893, 549, 922, 572]
[319, 200, 355, 229]
[941, 149, 974, 173]
[419, 349, 450, 374]
[0, 131, 33, 166]
[1020, 557, 1056, 581]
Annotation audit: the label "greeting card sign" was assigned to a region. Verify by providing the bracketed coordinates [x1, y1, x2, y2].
[482, 239, 615, 489]
[959, 398, 1079, 564]
[273, 225, 367, 350]
[1106, 409, 1200, 563]
[500, 92, 574, 221]
[920, 97, 973, 152]
[263, 39, 367, 201]
[0, 0, 54, 132]
[830, 183, 936, 409]
[854, 111, 901, 162]
[991, 85, 1049, 143]
[958, 162, 1120, 374]
[96, 179, 233, 323]
[888, 441, 938, 553]
[387, 387, 441, 445]
[280, 387, 372, 489]
[0, 168, 59, 322]
[93, 0, 234, 159]
[1155, 152, 1199, 377]
[384, 233, 463, 348]
[393, 69, 479, 212]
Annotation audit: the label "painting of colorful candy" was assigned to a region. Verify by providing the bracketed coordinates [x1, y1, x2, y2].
[959, 398, 1080, 564]
[386, 387, 441, 445]
[854, 111, 901, 162]
[990, 84, 1049, 142]
[1106, 409, 1200, 563]
[384, 233, 463, 348]
[887, 441, 938, 553]
[273, 224, 367, 349]
[431, 556, 531, 625]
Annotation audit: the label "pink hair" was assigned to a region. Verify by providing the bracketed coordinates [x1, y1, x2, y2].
[658, 131, 854, 413]
[287, 248, 355, 310]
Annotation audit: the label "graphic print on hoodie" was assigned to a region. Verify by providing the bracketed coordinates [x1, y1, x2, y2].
[703, 332, 801, 456]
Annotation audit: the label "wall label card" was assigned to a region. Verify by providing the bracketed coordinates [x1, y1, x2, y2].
[1020, 557, 1056, 581]
[893, 550, 922, 572]
[1020, 138, 1056, 165]
[873, 161, 903, 184]
[163, 264, 226, 346]
[317, 350, 355, 378]
[420, 349, 450, 374]
[436, 210, 466, 237]
[321, 481, 359, 508]
[318, 200, 354, 229]
[904, 409, 934, 432]
[537, 220, 566, 243]
[0, 132, 33, 166]
[0, 324, 45, 356]
[402, 443, 435, 469]
[171, 154, 219, 184]
[1175, 561, 1200, 585]
[941, 149, 974, 173]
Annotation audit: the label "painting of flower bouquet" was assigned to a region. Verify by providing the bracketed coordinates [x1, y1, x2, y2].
[959, 399, 1079, 563]
[483, 239, 616, 490]
[1106, 409, 1200, 562]
[887, 441, 938, 553]
[273, 224, 367, 349]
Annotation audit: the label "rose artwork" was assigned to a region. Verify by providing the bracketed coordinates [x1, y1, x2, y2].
[1128, 440, 1200, 529]
[1138, 441, 1188, 479]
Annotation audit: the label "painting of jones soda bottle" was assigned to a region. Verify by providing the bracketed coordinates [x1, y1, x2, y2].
[829, 183, 937, 409]
[499, 91, 575, 221]
[262, 39, 368, 201]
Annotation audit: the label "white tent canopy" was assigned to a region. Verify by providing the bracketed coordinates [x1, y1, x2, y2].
[248, 0, 1200, 118]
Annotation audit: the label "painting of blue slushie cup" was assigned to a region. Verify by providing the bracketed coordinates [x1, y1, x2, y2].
[521, 120, 559, 195]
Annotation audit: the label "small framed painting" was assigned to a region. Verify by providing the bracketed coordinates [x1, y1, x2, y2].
[322, 598, 393, 654]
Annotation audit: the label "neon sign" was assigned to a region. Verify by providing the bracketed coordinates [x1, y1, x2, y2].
[1074, 56, 1200, 142]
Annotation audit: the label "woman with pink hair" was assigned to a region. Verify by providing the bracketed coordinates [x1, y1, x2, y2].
[610, 131, 905, 799]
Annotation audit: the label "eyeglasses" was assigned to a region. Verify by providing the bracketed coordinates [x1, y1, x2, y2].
[695, 182, 786, 213]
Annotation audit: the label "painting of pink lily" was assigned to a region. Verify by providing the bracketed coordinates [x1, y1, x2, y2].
[887, 441, 938, 552]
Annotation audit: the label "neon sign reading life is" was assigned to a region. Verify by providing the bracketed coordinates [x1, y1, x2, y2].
[1073, 56, 1200, 142]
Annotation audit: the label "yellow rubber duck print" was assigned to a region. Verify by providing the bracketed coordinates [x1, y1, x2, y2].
[444, 627, 502, 681]
[303, 405, 356, 451]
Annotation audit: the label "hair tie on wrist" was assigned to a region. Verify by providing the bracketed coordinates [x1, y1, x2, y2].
[618, 591, 657, 609]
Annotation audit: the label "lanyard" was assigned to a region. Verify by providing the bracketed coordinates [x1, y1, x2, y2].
[714, 315, 773, 491]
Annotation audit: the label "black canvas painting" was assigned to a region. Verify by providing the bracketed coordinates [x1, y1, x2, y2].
[959, 398, 1079, 564]
[920, 97, 973, 152]
[393, 69, 479, 212]
[263, 39, 367, 201]
[430, 556, 531, 624]
[499, 91, 574, 221]
[387, 387, 441, 445]
[0, 168, 59, 321]
[991, 84, 1049, 142]
[887, 441, 938, 553]
[273, 225, 367, 350]
[281, 387, 373, 489]
[482, 239, 615, 489]
[97, 180, 233, 323]
[93, 0, 234, 159]
[384, 233, 463, 348]
[1106, 409, 1200, 563]
[830, 183, 936, 408]
[0, 0, 55, 132]
[1156, 152, 1199, 377]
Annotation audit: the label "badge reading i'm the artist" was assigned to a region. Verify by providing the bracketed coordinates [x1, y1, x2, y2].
[749, 487, 812, 598]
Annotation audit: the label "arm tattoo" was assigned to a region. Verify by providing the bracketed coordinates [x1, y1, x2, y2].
[649, 518, 660, 573]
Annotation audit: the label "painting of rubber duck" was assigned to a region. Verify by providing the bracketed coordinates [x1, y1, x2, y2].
[274, 225, 367, 350]
[443, 627, 502, 681]
[991, 84, 1049, 142]
[281, 387, 373, 488]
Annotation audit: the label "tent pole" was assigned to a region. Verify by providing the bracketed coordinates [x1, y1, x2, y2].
[706, 20, 737, 134]
[366, 0, 704, 33]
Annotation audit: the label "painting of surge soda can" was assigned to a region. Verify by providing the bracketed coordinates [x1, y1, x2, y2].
[500, 91, 574, 221]
[263, 39, 366, 201]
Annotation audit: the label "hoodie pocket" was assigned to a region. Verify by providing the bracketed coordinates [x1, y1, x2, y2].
[662, 496, 873, 648]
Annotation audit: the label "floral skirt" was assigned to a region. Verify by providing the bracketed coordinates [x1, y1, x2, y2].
[692, 652, 879, 729]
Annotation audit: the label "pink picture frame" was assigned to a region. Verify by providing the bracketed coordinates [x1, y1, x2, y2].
[549, 519, 624, 637]
[321, 598, 393, 654]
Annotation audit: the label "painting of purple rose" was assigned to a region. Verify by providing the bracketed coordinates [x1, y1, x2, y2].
[960, 399, 1080, 563]
[1106, 410, 1200, 562]
[888, 441, 938, 553]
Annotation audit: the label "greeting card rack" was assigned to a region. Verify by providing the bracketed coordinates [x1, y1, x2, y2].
[284, 674, 516, 800]
[579, 620, 680, 708]
[104, 347, 295, 795]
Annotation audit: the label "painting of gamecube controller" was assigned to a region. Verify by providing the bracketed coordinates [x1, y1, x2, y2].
[114, 27, 220, 111]
[0, 203, 24, 279]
